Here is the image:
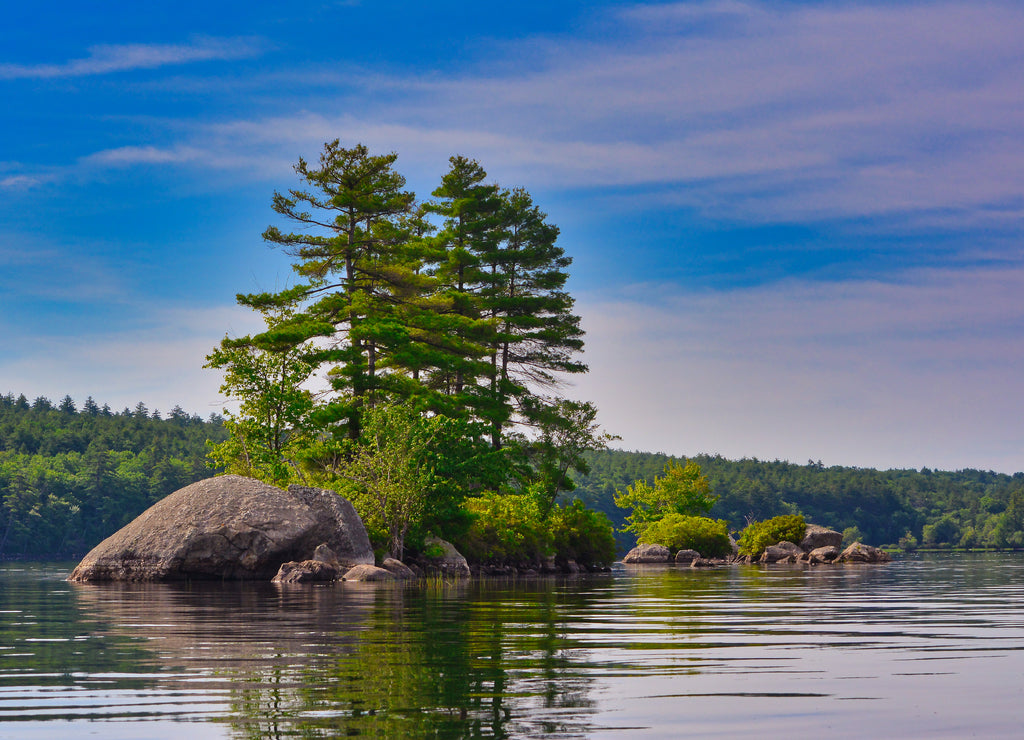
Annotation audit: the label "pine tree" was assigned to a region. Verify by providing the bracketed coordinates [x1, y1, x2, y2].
[245, 141, 420, 441]
[483, 187, 586, 447]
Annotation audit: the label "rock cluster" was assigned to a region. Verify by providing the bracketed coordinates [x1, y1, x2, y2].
[621, 523, 891, 568]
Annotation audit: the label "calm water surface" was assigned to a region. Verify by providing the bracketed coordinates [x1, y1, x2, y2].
[1, 553, 1023, 739]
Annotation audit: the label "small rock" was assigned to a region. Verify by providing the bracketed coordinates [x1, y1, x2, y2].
[381, 558, 417, 580]
[622, 544, 671, 563]
[342, 564, 398, 582]
[808, 545, 839, 563]
[690, 558, 718, 568]
[272, 560, 340, 584]
[760, 541, 803, 563]
[423, 536, 471, 577]
[313, 543, 340, 566]
[675, 549, 701, 564]
[838, 542, 891, 564]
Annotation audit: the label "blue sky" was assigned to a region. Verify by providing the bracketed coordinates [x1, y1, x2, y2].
[2, 1, 1023, 472]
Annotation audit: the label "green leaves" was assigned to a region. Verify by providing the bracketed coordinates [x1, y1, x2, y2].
[615, 460, 718, 539]
[737, 515, 807, 558]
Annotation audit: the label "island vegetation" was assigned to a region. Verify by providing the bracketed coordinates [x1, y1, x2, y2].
[203, 141, 617, 569]
[4, 142, 1024, 565]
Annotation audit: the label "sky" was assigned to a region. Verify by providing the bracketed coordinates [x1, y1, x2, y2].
[2, 0, 1023, 473]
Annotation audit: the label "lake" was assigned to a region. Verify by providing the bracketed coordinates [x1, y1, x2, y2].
[2, 553, 1023, 739]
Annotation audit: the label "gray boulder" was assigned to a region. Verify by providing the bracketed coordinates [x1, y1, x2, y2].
[622, 544, 671, 564]
[423, 536, 471, 577]
[343, 564, 398, 582]
[674, 549, 701, 564]
[381, 558, 418, 580]
[801, 524, 843, 552]
[68, 475, 374, 582]
[808, 545, 840, 564]
[690, 558, 719, 568]
[272, 559, 340, 584]
[838, 542, 891, 563]
[760, 541, 803, 563]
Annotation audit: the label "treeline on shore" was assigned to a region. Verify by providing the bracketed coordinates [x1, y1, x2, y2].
[568, 449, 1024, 552]
[0, 392, 227, 559]
[5, 391, 1024, 561]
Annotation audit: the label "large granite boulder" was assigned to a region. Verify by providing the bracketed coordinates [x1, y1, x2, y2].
[622, 544, 671, 563]
[801, 525, 843, 552]
[838, 542, 891, 563]
[68, 475, 374, 582]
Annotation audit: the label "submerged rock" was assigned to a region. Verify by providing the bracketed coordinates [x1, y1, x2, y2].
[674, 549, 701, 564]
[68, 475, 374, 582]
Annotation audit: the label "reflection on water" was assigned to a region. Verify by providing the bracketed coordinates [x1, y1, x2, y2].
[2, 554, 1024, 738]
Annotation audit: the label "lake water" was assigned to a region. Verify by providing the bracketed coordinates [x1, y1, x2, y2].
[1, 553, 1023, 739]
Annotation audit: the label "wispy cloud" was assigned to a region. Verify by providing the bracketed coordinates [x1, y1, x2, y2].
[82, 145, 205, 167]
[0, 37, 264, 80]
[69, 1, 1018, 232]
[12, 2, 1023, 233]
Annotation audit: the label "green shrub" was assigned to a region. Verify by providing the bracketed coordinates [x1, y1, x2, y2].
[738, 514, 806, 558]
[457, 492, 618, 569]
[459, 492, 550, 566]
[549, 499, 617, 568]
[638, 513, 732, 557]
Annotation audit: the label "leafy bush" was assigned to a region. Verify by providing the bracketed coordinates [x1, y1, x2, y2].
[841, 525, 864, 546]
[459, 492, 550, 566]
[738, 514, 806, 558]
[614, 460, 717, 537]
[638, 513, 732, 557]
[549, 499, 617, 568]
[458, 492, 617, 569]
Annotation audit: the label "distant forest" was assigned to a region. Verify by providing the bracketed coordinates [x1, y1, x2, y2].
[569, 450, 1024, 552]
[3, 391, 1023, 559]
[0, 392, 226, 559]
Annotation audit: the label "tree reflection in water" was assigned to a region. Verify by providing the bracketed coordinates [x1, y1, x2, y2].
[228, 580, 600, 739]
[69, 576, 604, 738]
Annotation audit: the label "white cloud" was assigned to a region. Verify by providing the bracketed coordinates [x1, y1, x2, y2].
[82, 145, 205, 167]
[573, 266, 1024, 473]
[0, 37, 264, 80]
